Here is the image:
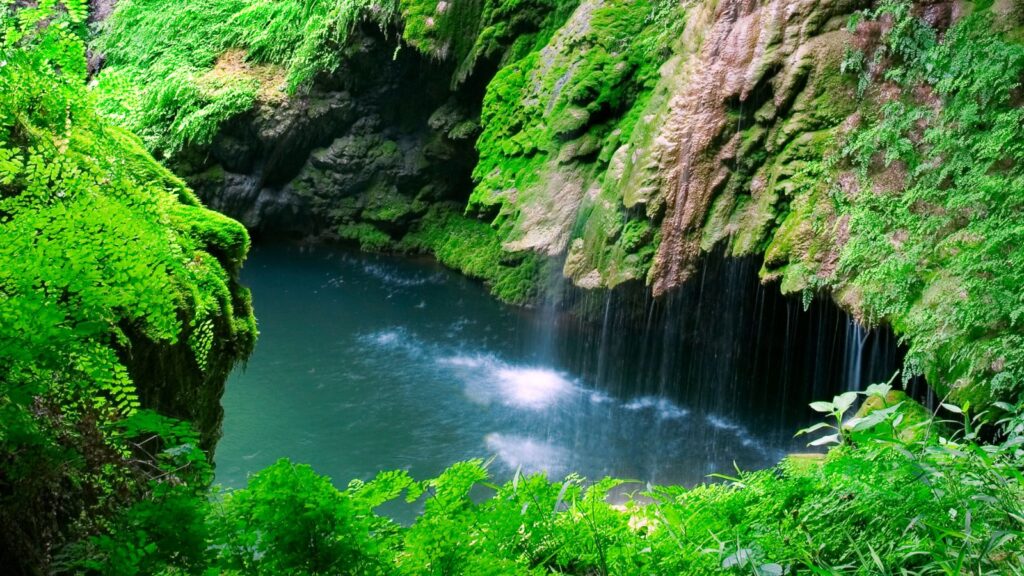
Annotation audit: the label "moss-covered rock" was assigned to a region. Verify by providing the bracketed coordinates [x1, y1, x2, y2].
[94, 0, 1024, 408]
[400, 205, 541, 304]
[850, 391, 932, 444]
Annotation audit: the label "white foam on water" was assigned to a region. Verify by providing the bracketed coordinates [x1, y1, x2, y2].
[358, 328, 426, 358]
[372, 330, 401, 346]
[494, 367, 574, 409]
[439, 354, 576, 410]
[485, 433, 568, 476]
[438, 354, 491, 369]
[623, 396, 690, 419]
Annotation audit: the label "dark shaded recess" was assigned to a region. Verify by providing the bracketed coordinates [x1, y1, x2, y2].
[534, 246, 931, 442]
[0, 422, 107, 576]
[120, 329, 223, 454]
[178, 22, 486, 242]
[723, 63, 781, 133]
[118, 287, 255, 456]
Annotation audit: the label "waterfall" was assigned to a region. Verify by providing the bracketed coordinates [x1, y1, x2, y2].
[219, 244, 933, 494]
[843, 317, 870, 392]
[541, 247, 913, 429]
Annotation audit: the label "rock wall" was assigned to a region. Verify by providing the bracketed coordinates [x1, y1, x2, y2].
[179, 24, 482, 244]
[94, 0, 1024, 405]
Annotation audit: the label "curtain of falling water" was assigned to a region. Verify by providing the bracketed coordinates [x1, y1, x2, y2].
[521, 246, 927, 441]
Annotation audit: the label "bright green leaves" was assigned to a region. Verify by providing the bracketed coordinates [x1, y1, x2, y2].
[93, 0, 404, 155]
[0, 5, 256, 567]
[837, 2, 1024, 404]
[800, 391, 860, 447]
[0, 145, 23, 186]
[212, 459, 406, 574]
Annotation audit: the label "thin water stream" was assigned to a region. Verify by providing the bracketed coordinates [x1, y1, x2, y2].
[215, 244, 907, 499]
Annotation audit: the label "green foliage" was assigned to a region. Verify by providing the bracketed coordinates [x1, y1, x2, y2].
[472, 0, 669, 196]
[212, 459, 409, 574]
[94, 0, 402, 155]
[838, 0, 1024, 404]
[0, 3, 255, 568]
[76, 396, 1024, 575]
[93, 0, 577, 157]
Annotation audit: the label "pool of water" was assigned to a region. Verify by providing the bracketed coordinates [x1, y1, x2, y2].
[215, 244, 896, 498]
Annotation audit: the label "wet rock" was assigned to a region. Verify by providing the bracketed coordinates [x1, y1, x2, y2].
[637, 0, 869, 295]
[86, 0, 117, 77]
[182, 26, 476, 243]
[88, 0, 116, 23]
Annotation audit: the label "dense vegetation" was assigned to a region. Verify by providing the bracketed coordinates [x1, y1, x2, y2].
[59, 386, 1024, 574]
[0, 1, 255, 568]
[93, 0, 402, 155]
[3, 0, 1024, 573]
[89, 0, 588, 163]
[834, 1, 1024, 407]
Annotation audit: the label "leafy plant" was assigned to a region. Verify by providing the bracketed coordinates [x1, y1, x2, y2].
[837, 0, 1024, 406]
[0, 2, 254, 570]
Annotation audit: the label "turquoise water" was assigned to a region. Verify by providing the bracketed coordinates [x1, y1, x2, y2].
[215, 244, 894, 497]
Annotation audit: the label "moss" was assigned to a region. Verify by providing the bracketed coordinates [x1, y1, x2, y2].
[399, 0, 485, 62]
[701, 188, 740, 251]
[171, 204, 251, 272]
[471, 0, 686, 275]
[400, 205, 541, 304]
[448, 120, 479, 140]
[361, 183, 417, 224]
[338, 223, 396, 252]
[851, 391, 932, 444]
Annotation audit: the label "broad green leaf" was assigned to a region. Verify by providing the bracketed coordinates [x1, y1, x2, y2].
[810, 401, 835, 413]
[833, 392, 859, 415]
[796, 422, 833, 436]
[809, 434, 841, 446]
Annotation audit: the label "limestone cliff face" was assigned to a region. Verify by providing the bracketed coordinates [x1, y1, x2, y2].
[96, 0, 1024, 404]
[558, 0, 869, 291]
[635, 0, 866, 295]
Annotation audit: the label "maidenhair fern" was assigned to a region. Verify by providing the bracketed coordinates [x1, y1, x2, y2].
[1, 3, 255, 564]
[838, 0, 1024, 403]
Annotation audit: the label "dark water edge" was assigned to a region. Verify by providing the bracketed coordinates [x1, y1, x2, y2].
[214, 243, 922, 517]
